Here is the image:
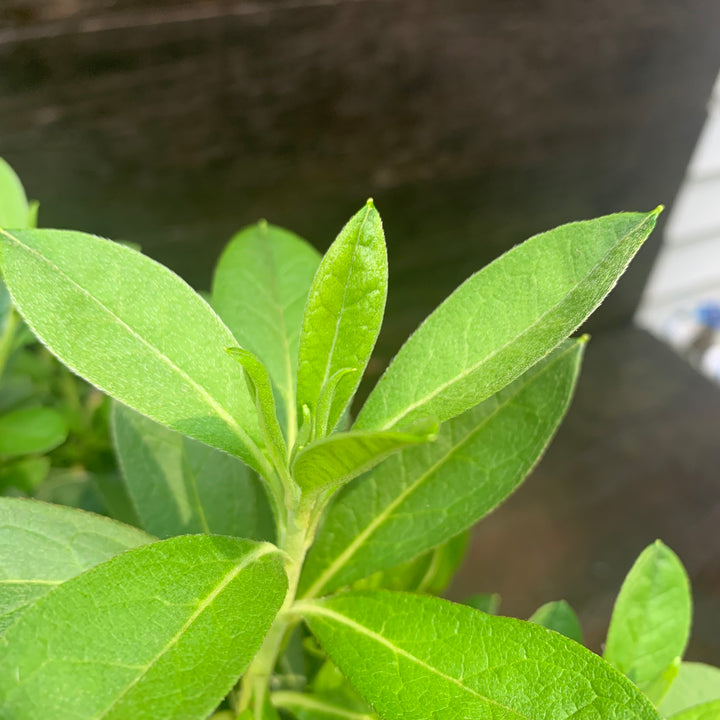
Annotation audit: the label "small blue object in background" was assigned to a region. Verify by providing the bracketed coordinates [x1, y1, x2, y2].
[695, 301, 720, 329]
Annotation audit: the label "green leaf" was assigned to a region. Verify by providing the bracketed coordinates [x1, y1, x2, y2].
[0, 158, 29, 229]
[355, 209, 661, 432]
[0, 535, 287, 719]
[300, 339, 584, 597]
[0, 228, 268, 474]
[272, 691, 375, 720]
[529, 600, 583, 643]
[298, 591, 661, 720]
[0, 455, 50, 493]
[659, 663, 720, 717]
[292, 420, 437, 498]
[604, 540, 692, 698]
[112, 402, 273, 540]
[0, 497, 153, 633]
[0, 406, 67, 457]
[212, 221, 321, 446]
[296, 201, 387, 436]
[227, 347, 288, 472]
[464, 593, 501, 614]
[668, 700, 720, 720]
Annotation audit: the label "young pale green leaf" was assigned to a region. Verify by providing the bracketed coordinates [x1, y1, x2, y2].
[464, 593, 501, 614]
[227, 347, 288, 471]
[0, 497, 153, 633]
[355, 209, 660, 432]
[0, 535, 287, 720]
[0, 228, 268, 473]
[298, 591, 661, 720]
[272, 691, 375, 720]
[296, 201, 387, 435]
[529, 600, 583, 644]
[604, 540, 692, 698]
[112, 402, 274, 540]
[300, 339, 584, 597]
[292, 420, 437, 497]
[659, 663, 720, 717]
[0, 406, 68, 457]
[0, 158, 29, 229]
[667, 701, 720, 720]
[212, 222, 321, 446]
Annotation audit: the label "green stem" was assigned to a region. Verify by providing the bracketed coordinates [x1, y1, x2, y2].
[0, 306, 20, 379]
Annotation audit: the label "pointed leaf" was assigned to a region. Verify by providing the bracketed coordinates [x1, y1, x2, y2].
[605, 540, 692, 697]
[297, 202, 387, 435]
[292, 420, 437, 497]
[529, 600, 583, 643]
[0, 406, 67, 457]
[668, 701, 720, 720]
[0, 535, 287, 720]
[212, 222, 320, 445]
[0, 497, 153, 633]
[0, 158, 29, 229]
[0, 228, 268, 473]
[355, 209, 660, 431]
[659, 663, 720, 717]
[112, 402, 273, 540]
[299, 591, 661, 720]
[300, 339, 584, 597]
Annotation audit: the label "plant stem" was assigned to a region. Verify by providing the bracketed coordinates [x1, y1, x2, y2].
[0, 306, 20, 379]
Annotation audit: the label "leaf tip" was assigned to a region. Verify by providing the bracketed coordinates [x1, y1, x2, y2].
[365, 197, 375, 208]
[578, 333, 591, 345]
[652, 204, 664, 216]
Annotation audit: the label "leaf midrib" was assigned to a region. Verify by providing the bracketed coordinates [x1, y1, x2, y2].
[1, 229, 265, 471]
[93, 543, 279, 720]
[368, 214, 654, 431]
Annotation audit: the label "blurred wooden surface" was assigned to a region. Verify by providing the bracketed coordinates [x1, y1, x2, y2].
[2, 0, 720, 662]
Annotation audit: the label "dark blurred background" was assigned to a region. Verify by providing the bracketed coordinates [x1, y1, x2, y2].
[2, 0, 720, 660]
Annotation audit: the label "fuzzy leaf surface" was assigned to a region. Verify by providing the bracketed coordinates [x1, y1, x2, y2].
[529, 600, 583, 643]
[0, 535, 287, 720]
[0, 406, 67, 457]
[355, 210, 660, 431]
[296, 202, 387, 435]
[605, 541, 692, 696]
[300, 339, 584, 597]
[300, 591, 661, 720]
[0, 497, 153, 633]
[212, 223, 320, 443]
[659, 663, 720, 717]
[112, 403, 273, 540]
[292, 420, 436, 496]
[0, 158, 29, 229]
[0, 229, 267, 472]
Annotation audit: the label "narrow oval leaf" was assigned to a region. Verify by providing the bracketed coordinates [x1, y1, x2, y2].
[0, 158, 29, 229]
[0, 406, 68, 457]
[0, 497, 153, 633]
[668, 700, 720, 720]
[212, 222, 321, 446]
[300, 339, 584, 597]
[0, 228, 268, 473]
[112, 402, 274, 540]
[296, 202, 387, 435]
[529, 599, 583, 643]
[292, 420, 437, 497]
[0, 535, 287, 720]
[605, 540, 692, 697]
[659, 663, 720, 717]
[355, 209, 660, 431]
[299, 591, 661, 720]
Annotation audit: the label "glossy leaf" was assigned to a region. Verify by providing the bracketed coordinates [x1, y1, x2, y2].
[0, 497, 153, 633]
[296, 202, 387, 435]
[355, 209, 660, 431]
[659, 663, 720, 717]
[605, 541, 692, 697]
[0, 535, 287, 719]
[0, 228, 268, 473]
[292, 420, 437, 497]
[0, 158, 29, 229]
[300, 339, 584, 597]
[0, 406, 67, 457]
[529, 600, 583, 643]
[112, 402, 273, 540]
[212, 222, 320, 445]
[299, 591, 661, 720]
